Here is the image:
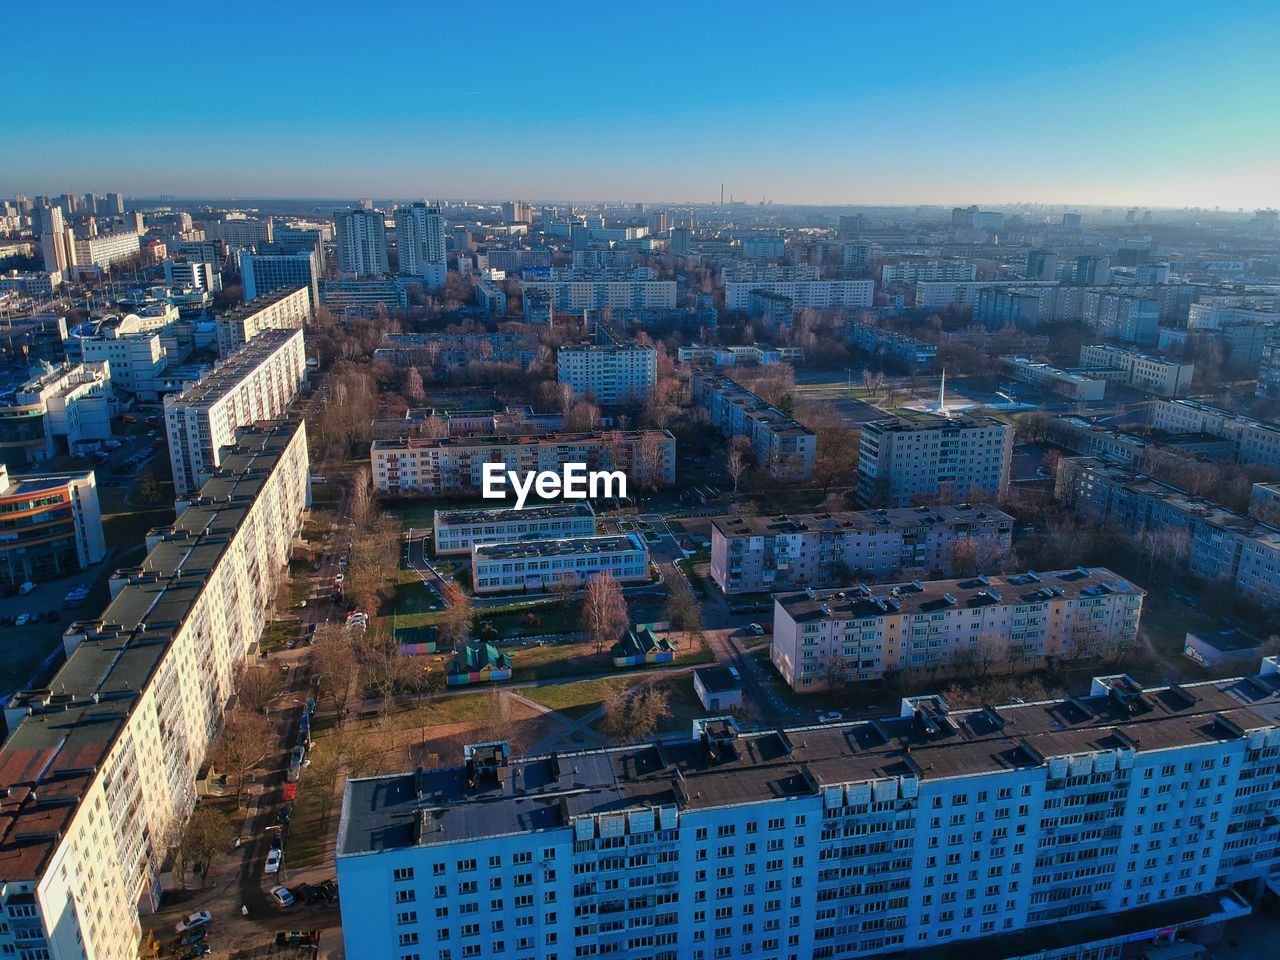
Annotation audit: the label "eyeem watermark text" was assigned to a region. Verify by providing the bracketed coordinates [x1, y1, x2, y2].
[481, 462, 626, 509]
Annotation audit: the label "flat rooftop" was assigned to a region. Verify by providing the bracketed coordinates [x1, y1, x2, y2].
[473, 533, 645, 561]
[436, 503, 594, 526]
[695, 374, 813, 437]
[214, 285, 308, 322]
[776, 567, 1141, 623]
[0, 420, 303, 882]
[863, 411, 1009, 433]
[339, 669, 1280, 855]
[165, 328, 301, 410]
[714, 503, 1012, 539]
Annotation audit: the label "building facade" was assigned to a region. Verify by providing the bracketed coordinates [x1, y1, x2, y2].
[725, 280, 873, 312]
[239, 248, 321, 307]
[214, 285, 312, 357]
[396, 202, 448, 287]
[335, 209, 390, 277]
[0, 422, 309, 960]
[998, 357, 1108, 401]
[164, 328, 307, 496]
[557, 341, 658, 404]
[693, 374, 816, 480]
[471, 533, 649, 594]
[847, 323, 937, 372]
[433, 503, 597, 555]
[0, 362, 112, 465]
[857, 414, 1014, 508]
[1056, 456, 1280, 610]
[771, 567, 1143, 688]
[371, 430, 676, 496]
[710, 505, 1013, 595]
[1078, 344, 1195, 396]
[336, 668, 1276, 960]
[0, 465, 106, 588]
[1148, 399, 1280, 470]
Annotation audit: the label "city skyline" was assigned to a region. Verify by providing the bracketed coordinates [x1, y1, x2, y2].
[6, 1, 1280, 208]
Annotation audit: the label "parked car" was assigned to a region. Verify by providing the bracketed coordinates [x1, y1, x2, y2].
[265, 849, 282, 874]
[747, 623, 765, 636]
[174, 911, 213, 934]
[14, 614, 31, 627]
[270, 885, 295, 908]
[818, 712, 844, 724]
[18, 581, 36, 595]
[318, 879, 339, 902]
[728, 666, 741, 681]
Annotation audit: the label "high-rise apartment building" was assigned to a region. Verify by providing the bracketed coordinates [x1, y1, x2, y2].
[725, 280, 873, 312]
[214, 285, 311, 357]
[557, 341, 658, 404]
[39, 205, 72, 274]
[165, 327, 307, 496]
[771, 567, 1143, 688]
[710, 504, 1013, 595]
[502, 200, 532, 224]
[337, 667, 1273, 960]
[0, 422, 309, 960]
[395, 202, 447, 286]
[335, 209, 390, 277]
[857, 414, 1014, 507]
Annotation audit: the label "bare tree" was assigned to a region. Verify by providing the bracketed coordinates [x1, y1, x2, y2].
[817, 651, 848, 692]
[349, 466, 373, 528]
[178, 806, 233, 889]
[235, 663, 283, 714]
[210, 709, 271, 804]
[582, 571, 630, 655]
[726, 437, 750, 495]
[312, 624, 358, 721]
[602, 684, 671, 740]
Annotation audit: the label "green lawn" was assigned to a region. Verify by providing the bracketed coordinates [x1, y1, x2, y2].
[523, 676, 641, 719]
[393, 577, 443, 632]
[259, 621, 300, 654]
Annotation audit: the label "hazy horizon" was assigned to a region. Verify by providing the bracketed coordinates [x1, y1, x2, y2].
[6, 1, 1279, 208]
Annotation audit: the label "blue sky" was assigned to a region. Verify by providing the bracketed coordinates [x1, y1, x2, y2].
[5, 1, 1279, 207]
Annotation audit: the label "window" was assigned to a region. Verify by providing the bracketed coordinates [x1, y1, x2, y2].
[394, 867, 415, 882]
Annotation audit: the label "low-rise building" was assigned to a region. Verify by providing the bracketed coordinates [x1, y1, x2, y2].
[1078, 343, 1195, 396]
[1056, 456, 1280, 609]
[0, 465, 106, 588]
[693, 666, 743, 710]
[693, 373, 816, 479]
[164, 327, 307, 496]
[319, 278, 408, 317]
[214, 285, 311, 357]
[612, 625, 674, 667]
[69, 316, 170, 401]
[0, 421, 309, 960]
[521, 273, 677, 312]
[433, 503, 596, 555]
[848, 322, 937, 372]
[999, 356, 1108, 401]
[475, 274, 507, 318]
[1047, 415, 1232, 466]
[711, 504, 1013, 595]
[471, 533, 649, 594]
[857, 413, 1014, 507]
[372, 332, 541, 371]
[0, 270, 62, 297]
[447, 639, 514, 685]
[676, 342, 803, 366]
[0, 362, 112, 465]
[557, 340, 657, 404]
[371, 430, 675, 496]
[771, 567, 1143, 689]
[1184, 628, 1268, 668]
[1149, 399, 1280, 469]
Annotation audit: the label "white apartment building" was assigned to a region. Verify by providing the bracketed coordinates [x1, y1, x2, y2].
[476, 275, 507, 317]
[214, 285, 312, 357]
[0, 421, 309, 960]
[710, 504, 1014, 595]
[1056, 456, 1280, 610]
[201, 217, 273, 247]
[693, 374, 816, 480]
[371, 430, 676, 496]
[373, 332, 541, 371]
[164, 258, 220, 293]
[165, 327, 307, 496]
[471, 533, 649, 594]
[73, 317, 168, 401]
[396, 202, 448, 286]
[335, 209, 390, 277]
[913, 280, 1056, 310]
[881, 260, 976, 284]
[722, 264, 820, 283]
[433, 503, 596, 555]
[771, 567, 1143, 688]
[1148, 399, 1280, 470]
[998, 356, 1108, 401]
[0, 361, 112, 463]
[336, 668, 1275, 960]
[725, 280, 873, 312]
[71, 231, 142, 271]
[1188, 302, 1277, 329]
[521, 277, 678, 311]
[0, 270, 62, 297]
[1078, 344, 1195, 396]
[557, 341, 658, 404]
[857, 414, 1014, 508]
